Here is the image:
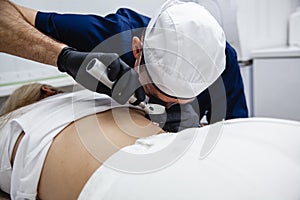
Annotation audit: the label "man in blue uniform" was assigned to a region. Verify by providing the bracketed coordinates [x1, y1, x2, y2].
[0, 0, 248, 132]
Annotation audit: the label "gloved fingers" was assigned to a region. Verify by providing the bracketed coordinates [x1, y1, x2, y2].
[130, 86, 146, 106]
[107, 58, 121, 81]
[108, 58, 132, 81]
[74, 66, 112, 96]
[111, 68, 143, 105]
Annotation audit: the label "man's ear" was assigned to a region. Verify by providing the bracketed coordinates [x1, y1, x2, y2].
[132, 36, 142, 59]
[41, 86, 57, 97]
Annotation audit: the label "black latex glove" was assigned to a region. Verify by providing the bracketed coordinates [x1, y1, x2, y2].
[57, 47, 145, 105]
[146, 98, 200, 132]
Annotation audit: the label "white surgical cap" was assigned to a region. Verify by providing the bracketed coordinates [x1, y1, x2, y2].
[143, 0, 226, 99]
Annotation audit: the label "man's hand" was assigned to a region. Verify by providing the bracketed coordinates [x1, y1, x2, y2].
[57, 47, 145, 105]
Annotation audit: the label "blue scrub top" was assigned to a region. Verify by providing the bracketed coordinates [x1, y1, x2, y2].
[36, 8, 248, 126]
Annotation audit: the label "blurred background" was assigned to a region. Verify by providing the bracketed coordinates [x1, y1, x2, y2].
[1, 0, 300, 121]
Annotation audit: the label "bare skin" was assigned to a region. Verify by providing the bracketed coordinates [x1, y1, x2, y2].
[0, 0, 66, 66]
[11, 108, 164, 200]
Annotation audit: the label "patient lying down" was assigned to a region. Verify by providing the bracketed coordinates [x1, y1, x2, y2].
[1, 83, 300, 200]
[0, 83, 163, 199]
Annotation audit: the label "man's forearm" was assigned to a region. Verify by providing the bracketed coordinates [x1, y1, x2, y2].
[13, 2, 37, 26]
[0, 0, 67, 66]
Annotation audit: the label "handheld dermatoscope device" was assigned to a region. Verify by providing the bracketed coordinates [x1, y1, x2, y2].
[86, 58, 165, 115]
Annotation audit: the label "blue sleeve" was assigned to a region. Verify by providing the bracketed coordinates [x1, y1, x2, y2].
[222, 43, 248, 119]
[35, 8, 150, 66]
[196, 43, 248, 122]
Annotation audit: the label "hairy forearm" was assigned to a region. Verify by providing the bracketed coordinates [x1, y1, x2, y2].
[0, 0, 67, 66]
[13, 2, 37, 26]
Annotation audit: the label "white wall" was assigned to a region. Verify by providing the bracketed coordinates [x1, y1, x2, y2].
[12, 0, 165, 16]
[236, 0, 300, 61]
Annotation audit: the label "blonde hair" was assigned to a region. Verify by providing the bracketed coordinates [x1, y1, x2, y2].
[0, 83, 63, 117]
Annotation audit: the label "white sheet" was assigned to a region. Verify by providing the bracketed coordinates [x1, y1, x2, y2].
[79, 118, 300, 200]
